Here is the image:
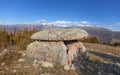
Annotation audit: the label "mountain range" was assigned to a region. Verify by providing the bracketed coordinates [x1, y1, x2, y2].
[0, 24, 120, 43]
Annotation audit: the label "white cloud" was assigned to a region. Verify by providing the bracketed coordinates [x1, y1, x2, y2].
[47, 20, 92, 27]
[116, 23, 120, 25]
[55, 20, 72, 24]
[80, 21, 90, 24]
[48, 20, 72, 27]
[35, 20, 92, 27]
[36, 19, 46, 23]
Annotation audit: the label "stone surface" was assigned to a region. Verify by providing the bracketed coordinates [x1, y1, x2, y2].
[1, 62, 5, 66]
[26, 41, 67, 66]
[0, 48, 9, 56]
[66, 41, 89, 66]
[31, 28, 89, 41]
[64, 65, 70, 71]
[41, 62, 53, 68]
[24, 66, 30, 68]
[18, 58, 26, 62]
[116, 63, 120, 67]
[27, 28, 89, 67]
[32, 63, 39, 68]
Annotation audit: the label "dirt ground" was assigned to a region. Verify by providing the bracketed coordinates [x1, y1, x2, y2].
[0, 43, 120, 75]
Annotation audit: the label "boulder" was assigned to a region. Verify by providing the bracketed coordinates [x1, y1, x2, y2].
[41, 61, 53, 68]
[26, 41, 67, 66]
[65, 41, 89, 67]
[31, 28, 89, 41]
[26, 28, 90, 68]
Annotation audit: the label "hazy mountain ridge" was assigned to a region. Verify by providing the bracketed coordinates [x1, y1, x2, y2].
[0, 24, 120, 43]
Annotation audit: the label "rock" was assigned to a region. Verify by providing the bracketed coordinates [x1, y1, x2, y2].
[70, 64, 75, 70]
[32, 63, 39, 68]
[26, 41, 67, 66]
[64, 65, 70, 71]
[0, 48, 9, 56]
[1, 62, 5, 66]
[41, 62, 53, 68]
[18, 58, 25, 62]
[33, 59, 38, 63]
[0, 71, 4, 73]
[66, 42, 89, 66]
[26, 28, 89, 68]
[12, 69, 17, 73]
[22, 53, 26, 57]
[5, 68, 9, 70]
[91, 49, 94, 51]
[24, 66, 30, 68]
[107, 52, 110, 55]
[40, 73, 50, 75]
[84, 52, 90, 61]
[116, 63, 120, 67]
[31, 28, 89, 41]
[97, 71, 102, 75]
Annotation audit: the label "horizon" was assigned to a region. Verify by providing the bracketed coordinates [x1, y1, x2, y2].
[0, 0, 120, 31]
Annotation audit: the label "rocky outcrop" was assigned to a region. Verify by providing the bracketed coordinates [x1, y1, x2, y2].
[26, 28, 89, 69]
[26, 41, 67, 66]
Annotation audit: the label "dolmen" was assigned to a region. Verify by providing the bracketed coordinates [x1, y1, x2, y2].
[26, 28, 89, 70]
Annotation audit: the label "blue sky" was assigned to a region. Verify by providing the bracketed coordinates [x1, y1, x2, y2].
[0, 0, 120, 31]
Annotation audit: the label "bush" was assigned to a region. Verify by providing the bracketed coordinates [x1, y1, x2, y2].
[0, 27, 38, 64]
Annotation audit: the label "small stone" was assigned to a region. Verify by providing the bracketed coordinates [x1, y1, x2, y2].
[40, 73, 49, 75]
[69, 64, 76, 70]
[33, 59, 38, 63]
[107, 52, 110, 54]
[5, 68, 9, 70]
[41, 62, 53, 68]
[97, 71, 102, 75]
[64, 65, 70, 71]
[13, 69, 17, 73]
[24, 66, 30, 68]
[0, 71, 4, 73]
[91, 49, 94, 51]
[18, 58, 25, 62]
[22, 53, 26, 57]
[116, 63, 120, 67]
[1, 62, 5, 66]
[32, 63, 39, 68]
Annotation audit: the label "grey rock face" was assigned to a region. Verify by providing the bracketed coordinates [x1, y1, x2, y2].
[31, 28, 89, 41]
[26, 41, 67, 66]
